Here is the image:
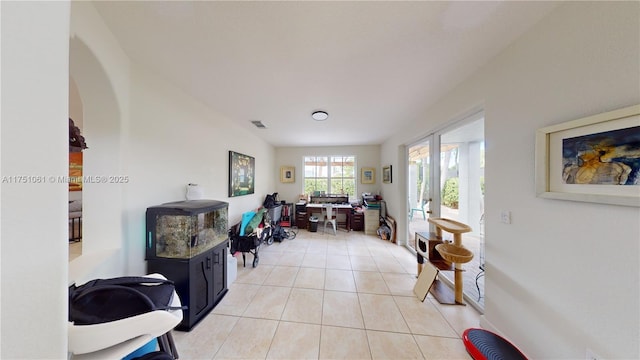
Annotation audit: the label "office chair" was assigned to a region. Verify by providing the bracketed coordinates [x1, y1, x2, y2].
[322, 204, 337, 235]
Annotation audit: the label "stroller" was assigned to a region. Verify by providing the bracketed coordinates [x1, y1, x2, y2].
[229, 224, 261, 268]
[229, 210, 266, 268]
[259, 209, 298, 245]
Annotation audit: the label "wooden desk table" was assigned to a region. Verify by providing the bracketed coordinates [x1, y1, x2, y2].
[305, 204, 353, 231]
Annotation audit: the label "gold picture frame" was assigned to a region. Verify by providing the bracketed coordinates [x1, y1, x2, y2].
[280, 166, 295, 183]
[361, 167, 375, 184]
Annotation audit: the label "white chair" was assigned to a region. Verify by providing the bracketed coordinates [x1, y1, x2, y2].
[321, 204, 337, 235]
[68, 273, 183, 359]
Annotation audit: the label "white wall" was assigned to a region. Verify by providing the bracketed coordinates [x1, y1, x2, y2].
[2, 1, 637, 358]
[0, 2, 274, 356]
[124, 63, 275, 275]
[69, 1, 132, 284]
[1, 2, 70, 358]
[382, 2, 640, 358]
[69, 1, 275, 280]
[69, 77, 83, 129]
[274, 145, 381, 205]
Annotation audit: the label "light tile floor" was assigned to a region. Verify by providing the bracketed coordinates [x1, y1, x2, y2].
[69, 240, 82, 261]
[172, 229, 480, 359]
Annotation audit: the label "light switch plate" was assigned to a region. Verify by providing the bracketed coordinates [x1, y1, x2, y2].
[500, 210, 511, 224]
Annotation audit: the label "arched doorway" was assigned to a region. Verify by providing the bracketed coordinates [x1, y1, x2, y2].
[68, 35, 124, 267]
[69, 77, 85, 260]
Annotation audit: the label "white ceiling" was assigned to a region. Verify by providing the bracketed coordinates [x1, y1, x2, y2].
[93, 1, 558, 147]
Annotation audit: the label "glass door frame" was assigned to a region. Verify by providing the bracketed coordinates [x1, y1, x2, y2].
[404, 109, 485, 310]
[406, 110, 484, 251]
[406, 134, 439, 251]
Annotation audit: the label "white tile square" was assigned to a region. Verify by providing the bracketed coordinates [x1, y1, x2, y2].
[324, 269, 356, 292]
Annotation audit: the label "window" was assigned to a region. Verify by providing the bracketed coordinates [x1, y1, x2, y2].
[304, 156, 356, 199]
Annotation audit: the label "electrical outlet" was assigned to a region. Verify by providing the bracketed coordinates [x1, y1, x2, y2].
[500, 210, 511, 224]
[586, 348, 601, 360]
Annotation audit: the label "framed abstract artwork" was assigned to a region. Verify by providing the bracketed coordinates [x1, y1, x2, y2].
[229, 151, 255, 197]
[535, 104, 640, 207]
[361, 167, 375, 184]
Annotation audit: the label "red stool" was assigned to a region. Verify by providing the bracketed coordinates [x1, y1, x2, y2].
[463, 328, 528, 360]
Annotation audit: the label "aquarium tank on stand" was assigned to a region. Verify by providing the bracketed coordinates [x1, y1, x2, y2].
[146, 199, 229, 331]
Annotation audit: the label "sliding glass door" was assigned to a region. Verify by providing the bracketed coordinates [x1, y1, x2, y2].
[406, 111, 485, 309]
[438, 118, 484, 231]
[407, 139, 433, 250]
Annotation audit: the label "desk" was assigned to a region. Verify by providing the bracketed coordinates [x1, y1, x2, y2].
[305, 204, 353, 231]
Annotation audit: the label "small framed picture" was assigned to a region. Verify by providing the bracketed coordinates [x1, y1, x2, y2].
[383, 165, 392, 184]
[280, 166, 295, 183]
[361, 167, 375, 184]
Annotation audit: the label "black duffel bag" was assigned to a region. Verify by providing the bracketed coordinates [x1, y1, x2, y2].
[263, 192, 279, 208]
[69, 276, 185, 325]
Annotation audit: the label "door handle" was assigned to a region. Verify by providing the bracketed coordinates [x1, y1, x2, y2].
[206, 257, 211, 269]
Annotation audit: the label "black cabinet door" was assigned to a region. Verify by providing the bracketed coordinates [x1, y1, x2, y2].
[147, 240, 229, 331]
[189, 252, 214, 320]
[148, 253, 213, 331]
[351, 213, 364, 231]
[296, 212, 308, 229]
[211, 242, 227, 305]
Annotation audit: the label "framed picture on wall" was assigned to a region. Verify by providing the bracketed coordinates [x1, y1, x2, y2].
[280, 166, 295, 183]
[535, 104, 640, 207]
[361, 167, 375, 184]
[229, 150, 255, 197]
[383, 165, 392, 184]
[69, 152, 83, 191]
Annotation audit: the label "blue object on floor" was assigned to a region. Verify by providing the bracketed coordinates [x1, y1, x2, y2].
[240, 211, 255, 236]
[122, 339, 157, 360]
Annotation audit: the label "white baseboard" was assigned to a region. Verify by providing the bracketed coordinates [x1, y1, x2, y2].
[479, 316, 502, 335]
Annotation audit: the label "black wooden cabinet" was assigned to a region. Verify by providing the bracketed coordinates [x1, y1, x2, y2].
[147, 240, 228, 331]
[145, 200, 229, 331]
[350, 212, 364, 231]
[295, 203, 307, 229]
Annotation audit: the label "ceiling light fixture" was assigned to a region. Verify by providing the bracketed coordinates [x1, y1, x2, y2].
[311, 111, 329, 121]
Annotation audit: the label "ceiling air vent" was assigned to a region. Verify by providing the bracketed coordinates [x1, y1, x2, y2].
[250, 120, 267, 129]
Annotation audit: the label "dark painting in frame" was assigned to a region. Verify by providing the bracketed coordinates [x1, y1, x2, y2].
[229, 150, 255, 197]
[383, 165, 392, 184]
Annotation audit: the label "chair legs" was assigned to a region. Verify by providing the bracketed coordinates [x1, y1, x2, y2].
[323, 219, 337, 235]
[409, 208, 426, 220]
